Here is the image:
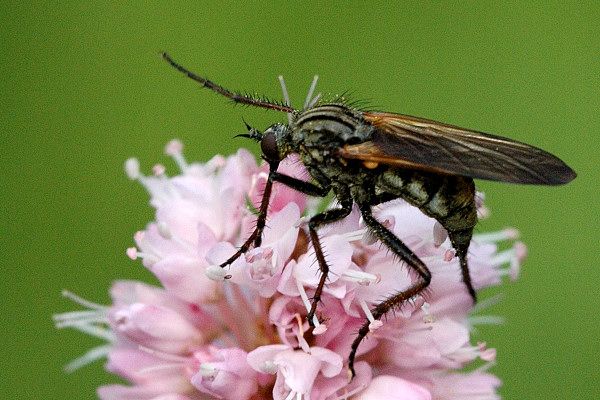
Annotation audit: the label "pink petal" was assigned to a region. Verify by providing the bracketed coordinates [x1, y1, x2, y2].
[355, 375, 431, 400]
[308, 346, 343, 377]
[191, 347, 259, 400]
[261, 202, 300, 246]
[293, 234, 353, 285]
[105, 348, 166, 383]
[110, 303, 201, 354]
[247, 344, 290, 374]
[150, 256, 219, 304]
[97, 382, 191, 400]
[274, 350, 322, 394]
[150, 395, 194, 400]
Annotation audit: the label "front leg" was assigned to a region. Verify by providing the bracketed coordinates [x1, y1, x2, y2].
[220, 167, 330, 268]
[219, 160, 280, 268]
[348, 203, 432, 377]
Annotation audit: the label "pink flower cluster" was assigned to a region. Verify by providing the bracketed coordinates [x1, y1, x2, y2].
[55, 140, 525, 400]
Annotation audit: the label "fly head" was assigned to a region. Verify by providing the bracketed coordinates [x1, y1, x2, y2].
[237, 122, 293, 163]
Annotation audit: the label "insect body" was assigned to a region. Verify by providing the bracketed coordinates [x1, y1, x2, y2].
[162, 53, 576, 376]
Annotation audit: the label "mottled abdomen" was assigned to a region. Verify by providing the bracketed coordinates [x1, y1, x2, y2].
[377, 168, 477, 253]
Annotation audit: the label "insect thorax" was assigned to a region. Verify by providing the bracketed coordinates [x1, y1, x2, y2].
[289, 104, 373, 162]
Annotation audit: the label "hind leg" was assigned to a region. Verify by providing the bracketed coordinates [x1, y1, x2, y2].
[348, 203, 432, 377]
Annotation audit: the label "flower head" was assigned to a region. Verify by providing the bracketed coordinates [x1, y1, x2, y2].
[55, 80, 524, 400]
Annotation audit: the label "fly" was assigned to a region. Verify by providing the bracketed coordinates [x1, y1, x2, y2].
[161, 53, 576, 376]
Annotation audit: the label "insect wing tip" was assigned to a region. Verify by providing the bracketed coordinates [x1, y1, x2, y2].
[558, 164, 577, 184]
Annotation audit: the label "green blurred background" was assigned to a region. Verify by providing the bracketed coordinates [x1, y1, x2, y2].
[1, 2, 598, 399]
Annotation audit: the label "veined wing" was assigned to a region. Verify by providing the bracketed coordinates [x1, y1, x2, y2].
[340, 112, 576, 185]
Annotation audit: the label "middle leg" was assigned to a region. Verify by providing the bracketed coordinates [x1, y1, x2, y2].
[305, 189, 353, 325]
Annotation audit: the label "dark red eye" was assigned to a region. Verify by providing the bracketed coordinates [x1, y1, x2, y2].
[261, 131, 280, 162]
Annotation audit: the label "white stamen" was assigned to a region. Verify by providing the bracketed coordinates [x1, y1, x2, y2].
[152, 164, 166, 177]
[475, 191, 490, 219]
[259, 360, 278, 374]
[54, 314, 107, 329]
[342, 228, 368, 242]
[205, 265, 230, 281]
[295, 279, 323, 330]
[54, 292, 113, 341]
[134, 230, 145, 242]
[457, 342, 497, 364]
[294, 216, 311, 228]
[421, 301, 435, 323]
[126, 158, 182, 207]
[165, 138, 183, 155]
[60, 321, 116, 342]
[492, 248, 516, 267]
[358, 298, 382, 332]
[138, 252, 159, 264]
[63, 345, 111, 373]
[67, 322, 115, 341]
[477, 205, 491, 219]
[471, 294, 504, 314]
[53, 309, 103, 323]
[124, 158, 140, 180]
[61, 290, 106, 310]
[205, 154, 226, 172]
[369, 320, 383, 331]
[313, 323, 327, 335]
[198, 362, 218, 378]
[284, 390, 297, 400]
[474, 360, 497, 374]
[474, 228, 519, 243]
[469, 315, 505, 326]
[152, 164, 174, 193]
[126, 249, 159, 265]
[493, 245, 525, 282]
[132, 230, 171, 264]
[340, 269, 379, 285]
[304, 75, 319, 109]
[165, 139, 189, 172]
[126, 247, 138, 260]
[510, 241, 527, 281]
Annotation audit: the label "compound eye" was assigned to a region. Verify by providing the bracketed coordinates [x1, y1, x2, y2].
[261, 130, 280, 162]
